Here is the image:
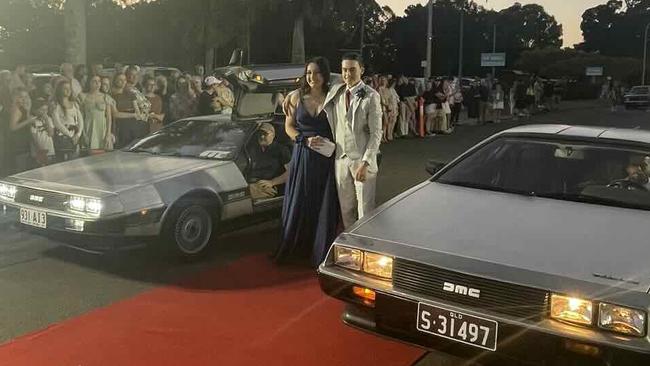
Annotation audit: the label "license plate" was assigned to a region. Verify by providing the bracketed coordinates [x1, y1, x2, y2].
[416, 302, 498, 351]
[19, 208, 47, 228]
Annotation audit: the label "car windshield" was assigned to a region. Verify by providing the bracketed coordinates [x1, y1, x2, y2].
[436, 137, 650, 211]
[126, 119, 251, 160]
[237, 91, 280, 117]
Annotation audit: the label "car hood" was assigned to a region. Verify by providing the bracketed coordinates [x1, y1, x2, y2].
[10, 151, 228, 194]
[352, 182, 650, 290]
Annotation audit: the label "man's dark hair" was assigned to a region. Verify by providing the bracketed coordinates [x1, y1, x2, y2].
[341, 52, 364, 68]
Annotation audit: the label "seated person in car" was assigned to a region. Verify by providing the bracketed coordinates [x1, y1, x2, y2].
[249, 123, 291, 199]
[625, 156, 650, 188]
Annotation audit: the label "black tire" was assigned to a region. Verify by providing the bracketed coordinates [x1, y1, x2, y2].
[163, 201, 217, 258]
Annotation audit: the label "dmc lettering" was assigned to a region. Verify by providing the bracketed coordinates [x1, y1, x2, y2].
[443, 282, 481, 298]
[29, 195, 44, 203]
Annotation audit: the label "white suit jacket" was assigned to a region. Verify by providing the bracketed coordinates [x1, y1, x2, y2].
[323, 82, 383, 172]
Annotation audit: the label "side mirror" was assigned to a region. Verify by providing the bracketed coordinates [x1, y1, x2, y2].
[425, 159, 445, 176]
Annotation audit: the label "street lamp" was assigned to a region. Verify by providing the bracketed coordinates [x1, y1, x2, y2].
[642, 22, 650, 85]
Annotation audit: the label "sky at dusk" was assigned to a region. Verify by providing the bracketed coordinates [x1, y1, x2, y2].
[376, 0, 606, 47]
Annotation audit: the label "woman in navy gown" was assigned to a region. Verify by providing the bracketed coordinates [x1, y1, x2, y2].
[273, 57, 340, 266]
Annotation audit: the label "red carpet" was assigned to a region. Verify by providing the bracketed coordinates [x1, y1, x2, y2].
[0, 256, 424, 366]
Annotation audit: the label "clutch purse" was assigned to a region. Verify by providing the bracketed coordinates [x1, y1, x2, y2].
[309, 137, 336, 158]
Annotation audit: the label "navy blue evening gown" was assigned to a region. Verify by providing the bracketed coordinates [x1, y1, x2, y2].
[274, 99, 341, 267]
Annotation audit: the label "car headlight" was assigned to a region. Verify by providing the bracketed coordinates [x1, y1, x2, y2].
[69, 196, 86, 212]
[551, 294, 593, 325]
[363, 252, 393, 279]
[334, 246, 362, 270]
[0, 183, 17, 201]
[85, 199, 102, 215]
[333, 245, 393, 279]
[599, 303, 646, 337]
[68, 196, 102, 215]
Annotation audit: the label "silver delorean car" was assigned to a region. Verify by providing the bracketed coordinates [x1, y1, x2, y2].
[319, 125, 650, 365]
[0, 64, 302, 257]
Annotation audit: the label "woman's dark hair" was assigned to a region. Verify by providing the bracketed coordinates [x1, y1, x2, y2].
[54, 79, 73, 115]
[299, 57, 331, 96]
[32, 97, 49, 113]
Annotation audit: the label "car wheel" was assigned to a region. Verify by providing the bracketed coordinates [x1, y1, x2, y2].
[164, 202, 216, 258]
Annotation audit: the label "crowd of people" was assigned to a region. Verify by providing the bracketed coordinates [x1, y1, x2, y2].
[363, 73, 565, 140]
[0, 63, 235, 177]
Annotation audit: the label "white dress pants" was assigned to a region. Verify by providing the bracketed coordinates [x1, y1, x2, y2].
[335, 156, 377, 229]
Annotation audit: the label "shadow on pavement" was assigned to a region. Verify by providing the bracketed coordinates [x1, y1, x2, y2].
[37, 220, 308, 289]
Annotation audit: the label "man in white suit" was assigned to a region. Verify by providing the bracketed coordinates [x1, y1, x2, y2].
[321, 53, 383, 229]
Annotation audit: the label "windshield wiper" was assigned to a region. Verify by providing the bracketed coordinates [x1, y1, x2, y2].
[157, 151, 182, 157]
[535, 192, 649, 211]
[128, 148, 156, 154]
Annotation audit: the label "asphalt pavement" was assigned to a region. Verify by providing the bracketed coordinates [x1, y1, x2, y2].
[0, 100, 647, 364]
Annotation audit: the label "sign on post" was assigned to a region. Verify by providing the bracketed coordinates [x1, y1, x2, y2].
[481, 53, 506, 67]
[585, 67, 604, 76]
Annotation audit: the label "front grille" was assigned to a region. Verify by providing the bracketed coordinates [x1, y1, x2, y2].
[14, 187, 68, 211]
[393, 259, 549, 320]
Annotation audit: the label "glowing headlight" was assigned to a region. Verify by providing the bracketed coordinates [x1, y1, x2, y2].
[0, 183, 17, 201]
[0, 185, 16, 200]
[599, 303, 646, 337]
[363, 252, 393, 279]
[551, 294, 593, 326]
[68, 196, 102, 215]
[69, 196, 86, 212]
[334, 246, 362, 270]
[85, 199, 103, 215]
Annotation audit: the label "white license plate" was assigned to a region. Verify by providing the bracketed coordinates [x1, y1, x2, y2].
[416, 302, 498, 351]
[19, 208, 47, 228]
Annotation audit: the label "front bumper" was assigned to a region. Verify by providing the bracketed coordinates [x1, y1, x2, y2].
[1, 203, 164, 238]
[318, 271, 650, 365]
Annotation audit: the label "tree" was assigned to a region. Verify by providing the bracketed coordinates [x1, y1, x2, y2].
[56, 0, 160, 64]
[0, 1, 64, 67]
[253, 0, 337, 63]
[515, 48, 576, 75]
[1, 0, 392, 70]
[248, 0, 389, 67]
[577, 0, 650, 57]
[495, 3, 562, 70]
[381, 1, 562, 77]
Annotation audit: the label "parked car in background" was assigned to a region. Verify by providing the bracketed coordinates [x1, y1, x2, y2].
[319, 125, 650, 365]
[624, 86, 650, 109]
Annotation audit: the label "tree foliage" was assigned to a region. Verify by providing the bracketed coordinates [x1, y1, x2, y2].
[516, 47, 641, 84]
[577, 0, 650, 57]
[1, 0, 391, 70]
[381, 0, 562, 77]
[1, 0, 562, 75]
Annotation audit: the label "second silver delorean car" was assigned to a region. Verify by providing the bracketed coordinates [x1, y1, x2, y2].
[319, 125, 650, 365]
[0, 63, 302, 257]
